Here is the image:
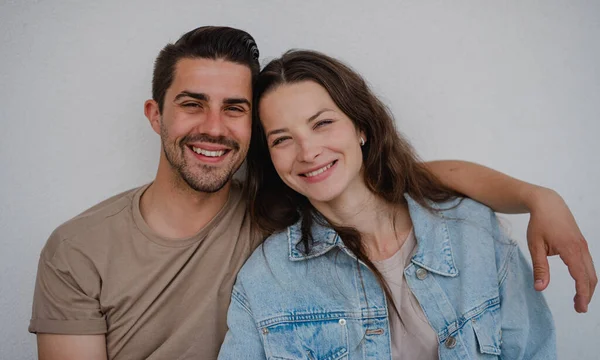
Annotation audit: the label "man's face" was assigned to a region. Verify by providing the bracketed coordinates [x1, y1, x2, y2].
[156, 58, 252, 193]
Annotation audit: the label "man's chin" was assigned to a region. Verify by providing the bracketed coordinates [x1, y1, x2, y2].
[181, 172, 233, 194]
[189, 182, 229, 194]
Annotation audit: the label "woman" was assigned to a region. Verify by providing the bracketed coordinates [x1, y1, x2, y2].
[219, 50, 556, 359]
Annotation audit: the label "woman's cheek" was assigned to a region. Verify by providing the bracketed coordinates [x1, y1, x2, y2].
[270, 151, 289, 174]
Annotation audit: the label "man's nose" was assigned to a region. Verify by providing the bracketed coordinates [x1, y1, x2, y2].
[201, 109, 226, 137]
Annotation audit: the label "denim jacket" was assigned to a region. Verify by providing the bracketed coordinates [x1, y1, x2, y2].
[219, 196, 556, 359]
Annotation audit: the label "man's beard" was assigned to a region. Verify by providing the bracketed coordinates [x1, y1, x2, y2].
[161, 124, 241, 193]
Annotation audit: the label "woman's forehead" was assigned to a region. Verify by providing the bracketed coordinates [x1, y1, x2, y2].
[259, 81, 336, 118]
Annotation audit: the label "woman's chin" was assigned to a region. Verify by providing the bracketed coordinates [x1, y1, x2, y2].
[302, 188, 343, 205]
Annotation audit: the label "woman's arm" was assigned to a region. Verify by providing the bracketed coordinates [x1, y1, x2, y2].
[426, 160, 596, 313]
[218, 286, 266, 360]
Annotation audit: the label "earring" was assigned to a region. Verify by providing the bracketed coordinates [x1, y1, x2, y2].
[360, 137, 365, 146]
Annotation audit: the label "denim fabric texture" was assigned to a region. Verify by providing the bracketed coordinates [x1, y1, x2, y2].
[218, 196, 556, 359]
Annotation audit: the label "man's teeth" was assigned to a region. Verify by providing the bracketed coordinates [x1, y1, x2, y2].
[192, 147, 226, 157]
[304, 162, 334, 177]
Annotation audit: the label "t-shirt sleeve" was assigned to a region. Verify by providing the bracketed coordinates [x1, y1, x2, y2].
[29, 229, 107, 335]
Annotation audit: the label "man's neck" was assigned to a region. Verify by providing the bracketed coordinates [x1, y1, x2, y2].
[139, 168, 232, 240]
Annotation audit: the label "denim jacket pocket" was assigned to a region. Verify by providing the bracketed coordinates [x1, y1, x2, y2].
[261, 316, 349, 360]
[471, 305, 502, 356]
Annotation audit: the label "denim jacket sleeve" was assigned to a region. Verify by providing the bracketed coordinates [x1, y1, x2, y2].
[218, 282, 267, 360]
[495, 221, 557, 359]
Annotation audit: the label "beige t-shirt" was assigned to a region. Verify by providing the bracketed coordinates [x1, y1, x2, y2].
[29, 181, 260, 360]
[374, 230, 439, 360]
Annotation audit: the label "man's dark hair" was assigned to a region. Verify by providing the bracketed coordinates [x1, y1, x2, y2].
[152, 26, 260, 113]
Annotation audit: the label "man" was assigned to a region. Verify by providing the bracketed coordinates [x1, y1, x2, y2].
[29, 26, 596, 360]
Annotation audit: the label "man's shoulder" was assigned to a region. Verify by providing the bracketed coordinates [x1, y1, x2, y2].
[42, 185, 146, 259]
[61, 185, 144, 234]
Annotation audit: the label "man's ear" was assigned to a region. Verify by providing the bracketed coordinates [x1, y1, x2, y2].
[144, 99, 161, 135]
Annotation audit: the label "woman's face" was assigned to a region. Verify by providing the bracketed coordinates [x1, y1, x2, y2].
[259, 81, 365, 204]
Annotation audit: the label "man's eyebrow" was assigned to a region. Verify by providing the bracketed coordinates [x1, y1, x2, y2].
[223, 98, 251, 107]
[174, 91, 209, 102]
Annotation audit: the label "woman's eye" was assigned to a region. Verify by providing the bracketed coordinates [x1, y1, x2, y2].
[271, 137, 290, 147]
[314, 120, 333, 129]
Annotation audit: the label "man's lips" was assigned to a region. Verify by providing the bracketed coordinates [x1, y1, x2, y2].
[181, 134, 239, 152]
[188, 145, 231, 158]
[188, 143, 230, 151]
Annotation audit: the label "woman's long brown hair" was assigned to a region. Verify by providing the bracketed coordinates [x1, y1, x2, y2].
[246, 49, 457, 314]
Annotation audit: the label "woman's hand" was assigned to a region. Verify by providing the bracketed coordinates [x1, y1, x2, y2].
[525, 187, 596, 313]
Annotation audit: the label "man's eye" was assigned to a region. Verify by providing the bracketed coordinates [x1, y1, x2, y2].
[226, 106, 245, 112]
[182, 103, 201, 108]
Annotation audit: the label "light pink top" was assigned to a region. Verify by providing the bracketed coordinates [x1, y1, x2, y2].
[373, 230, 439, 360]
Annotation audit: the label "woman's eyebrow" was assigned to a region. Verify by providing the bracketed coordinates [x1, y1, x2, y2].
[307, 108, 334, 123]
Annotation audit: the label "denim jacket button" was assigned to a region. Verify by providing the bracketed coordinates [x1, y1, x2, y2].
[416, 268, 428, 280]
[445, 336, 457, 349]
[339, 318, 347, 326]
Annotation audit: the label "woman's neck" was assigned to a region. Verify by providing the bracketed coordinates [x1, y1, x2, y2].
[311, 181, 413, 260]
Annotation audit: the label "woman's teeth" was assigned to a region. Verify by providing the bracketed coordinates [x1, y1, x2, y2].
[304, 162, 334, 177]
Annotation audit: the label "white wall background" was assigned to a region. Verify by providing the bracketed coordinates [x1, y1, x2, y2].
[1, 0, 598, 358]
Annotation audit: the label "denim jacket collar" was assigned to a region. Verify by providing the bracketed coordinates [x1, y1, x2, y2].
[287, 195, 459, 277]
[287, 214, 341, 261]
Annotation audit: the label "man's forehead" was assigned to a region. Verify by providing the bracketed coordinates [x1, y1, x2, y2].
[169, 58, 252, 100]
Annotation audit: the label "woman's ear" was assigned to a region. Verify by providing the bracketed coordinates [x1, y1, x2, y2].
[359, 130, 366, 146]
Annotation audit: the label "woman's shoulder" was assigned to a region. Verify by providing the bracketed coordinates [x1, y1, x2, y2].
[407, 195, 496, 228]
[436, 196, 494, 219]
[430, 197, 518, 264]
[429, 196, 504, 233]
[407, 195, 515, 248]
